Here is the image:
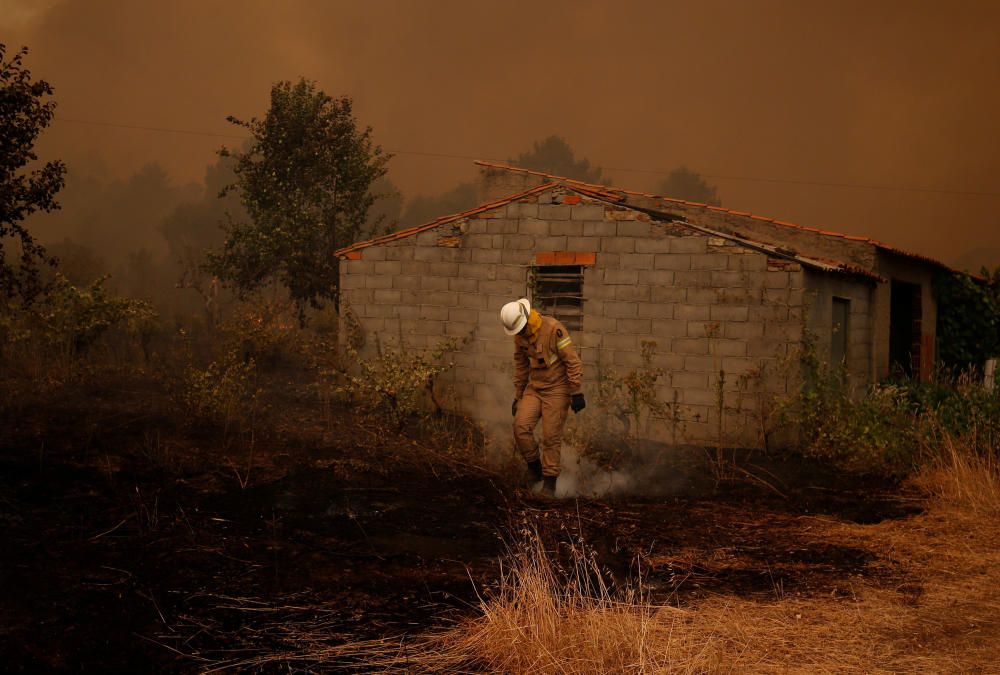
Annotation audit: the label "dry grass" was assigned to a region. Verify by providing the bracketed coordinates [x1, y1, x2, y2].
[392, 443, 1000, 674]
[912, 432, 1000, 515]
[401, 540, 700, 673]
[390, 530, 997, 674]
[202, 440, 1000, 673]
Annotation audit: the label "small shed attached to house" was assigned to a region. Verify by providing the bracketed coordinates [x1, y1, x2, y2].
[335, 162, 953, 447]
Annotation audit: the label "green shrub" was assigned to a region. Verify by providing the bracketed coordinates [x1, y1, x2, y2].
[180, 349, 261, 431]
[568, 341, 671, 471]
[220, 296, 299, 367]
[785, 330, 1000, 476]
[0, 273, 156, 372]
[336, 337, 461, 430]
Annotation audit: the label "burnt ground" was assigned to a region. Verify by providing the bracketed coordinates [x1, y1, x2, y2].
[0, 373, 922, 672]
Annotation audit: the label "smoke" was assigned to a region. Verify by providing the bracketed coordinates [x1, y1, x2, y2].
[554, 444, 714, 499]
[3, 1, 999, 266]
[555, 445, 634, 498]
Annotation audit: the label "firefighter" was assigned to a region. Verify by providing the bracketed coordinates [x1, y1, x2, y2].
[500, 298, 585, 496]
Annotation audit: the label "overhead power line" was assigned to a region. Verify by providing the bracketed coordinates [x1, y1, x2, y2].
[58, 116, 248, 140]
[53, 116, 1000, 199]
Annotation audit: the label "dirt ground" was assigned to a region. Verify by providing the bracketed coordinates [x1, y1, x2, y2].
[0, 372, 991, 672]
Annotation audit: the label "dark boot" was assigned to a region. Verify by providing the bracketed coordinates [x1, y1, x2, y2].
[526, 459, 543, 483]
[541, 475, 557, 497]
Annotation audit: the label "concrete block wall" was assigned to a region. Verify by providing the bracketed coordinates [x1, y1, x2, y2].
[339, 210, 529, 429]
[803, 272, 875, 387]
[577, 215, 809, 447]
[340, 187, 842, 448]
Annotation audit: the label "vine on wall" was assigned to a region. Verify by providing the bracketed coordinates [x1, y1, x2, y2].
[934, 267, 1000, 369]
[934, 267, 1000, 368]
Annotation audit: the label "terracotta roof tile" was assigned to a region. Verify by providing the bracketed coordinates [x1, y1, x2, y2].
[337, 161, 955, 280]
[335, 182, 556, 258]
[474, 160, 955, 272]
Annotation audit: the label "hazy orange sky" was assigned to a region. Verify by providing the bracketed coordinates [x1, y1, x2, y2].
[3, 0, 999, 266]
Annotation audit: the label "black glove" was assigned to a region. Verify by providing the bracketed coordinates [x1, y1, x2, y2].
[512, 398, 519, 417]
[571, 393, 586, 414]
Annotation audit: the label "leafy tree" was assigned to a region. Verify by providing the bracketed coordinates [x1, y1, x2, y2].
[161, 154, 242, 285]
[44, 238, 107, 286]
[393, 137, 602, 229]
[399, 181, 478, 227]
[655, 166, 721, 206]
[29, 161, 196, 266]
[934, 267, 1000, 369]
[206, 78, 390, 320]
[0, 44, 66, 303]
[366, 175, 403, 236]
[510, 135, 605, 183]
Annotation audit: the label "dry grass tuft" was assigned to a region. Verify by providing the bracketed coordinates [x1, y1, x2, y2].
[404, 539, 699, 673]
[912, 433, 1000, 515]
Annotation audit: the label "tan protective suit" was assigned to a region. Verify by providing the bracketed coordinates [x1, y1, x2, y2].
[512, 312, 584, 477]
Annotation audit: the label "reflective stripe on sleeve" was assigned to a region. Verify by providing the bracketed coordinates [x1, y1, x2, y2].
[556, 336, 572, 350]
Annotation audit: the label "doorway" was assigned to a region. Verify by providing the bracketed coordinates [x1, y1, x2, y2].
[889, 280, 922, 377]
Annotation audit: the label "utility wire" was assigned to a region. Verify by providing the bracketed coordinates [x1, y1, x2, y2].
[53, 115, 1000, 199]
[57, 116, 248, 140]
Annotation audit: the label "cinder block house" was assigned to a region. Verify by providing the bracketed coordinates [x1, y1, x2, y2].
[335, 162, 953, 446]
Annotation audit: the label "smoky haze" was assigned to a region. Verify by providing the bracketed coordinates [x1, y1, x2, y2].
[4, 0, 1000, 267]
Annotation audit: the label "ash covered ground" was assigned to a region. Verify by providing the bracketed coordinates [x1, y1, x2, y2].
[0, 371, 920, 672]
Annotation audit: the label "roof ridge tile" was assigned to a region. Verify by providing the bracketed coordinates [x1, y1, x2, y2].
[473, 160, 954, 271]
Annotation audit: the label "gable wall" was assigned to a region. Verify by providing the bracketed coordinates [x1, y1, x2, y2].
[803, 272, 876, 386]
[340, 189, 865, 448]
[479, 165, 878, 271]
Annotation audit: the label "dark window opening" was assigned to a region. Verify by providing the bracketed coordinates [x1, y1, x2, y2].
[831, 297, 850, 368]
[531, 265, 584, 332]
[889, 280, 922, 377]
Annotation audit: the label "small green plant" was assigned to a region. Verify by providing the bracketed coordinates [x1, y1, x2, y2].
[220, 295, 299, 367]
[336, 337, 463, 431]
[570, 341, 669, 471]
[180, 349, 261, 432]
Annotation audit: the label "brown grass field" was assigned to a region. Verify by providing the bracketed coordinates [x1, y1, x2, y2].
[223, 451, 1000, 674]
[1, 369, 998, 673]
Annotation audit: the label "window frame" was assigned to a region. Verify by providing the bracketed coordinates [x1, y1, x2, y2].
[530, 264, 585, 332]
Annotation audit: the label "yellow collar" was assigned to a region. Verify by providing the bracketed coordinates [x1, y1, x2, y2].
[526, 310, 542, 342]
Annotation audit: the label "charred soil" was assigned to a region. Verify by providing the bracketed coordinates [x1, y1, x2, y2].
[0, 371, 923, 672]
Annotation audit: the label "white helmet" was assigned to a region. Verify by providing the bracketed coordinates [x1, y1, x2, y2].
[500, 298, 531, 336]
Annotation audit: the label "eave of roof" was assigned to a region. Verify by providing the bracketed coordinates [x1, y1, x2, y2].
[335, 182, 556, 258]
[474, 160, 956, 273]
[576, 190, 884, 282]
[335, 177, 881, 281]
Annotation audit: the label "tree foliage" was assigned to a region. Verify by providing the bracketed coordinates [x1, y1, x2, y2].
[510, 136, 605, 183]
[400, 181, 478, 227]
[206, 79, 390, 319]
[934, 267, 1000, 369]
[161, 154, 242, 284]
[0, 43, 66, 302]
[655, 166, 721, 206]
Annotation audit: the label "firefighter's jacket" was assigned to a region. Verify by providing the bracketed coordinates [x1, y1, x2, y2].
[513, 313, 583, 397]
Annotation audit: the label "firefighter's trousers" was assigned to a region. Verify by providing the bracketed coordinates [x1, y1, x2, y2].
[513, 386, 570, 477]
